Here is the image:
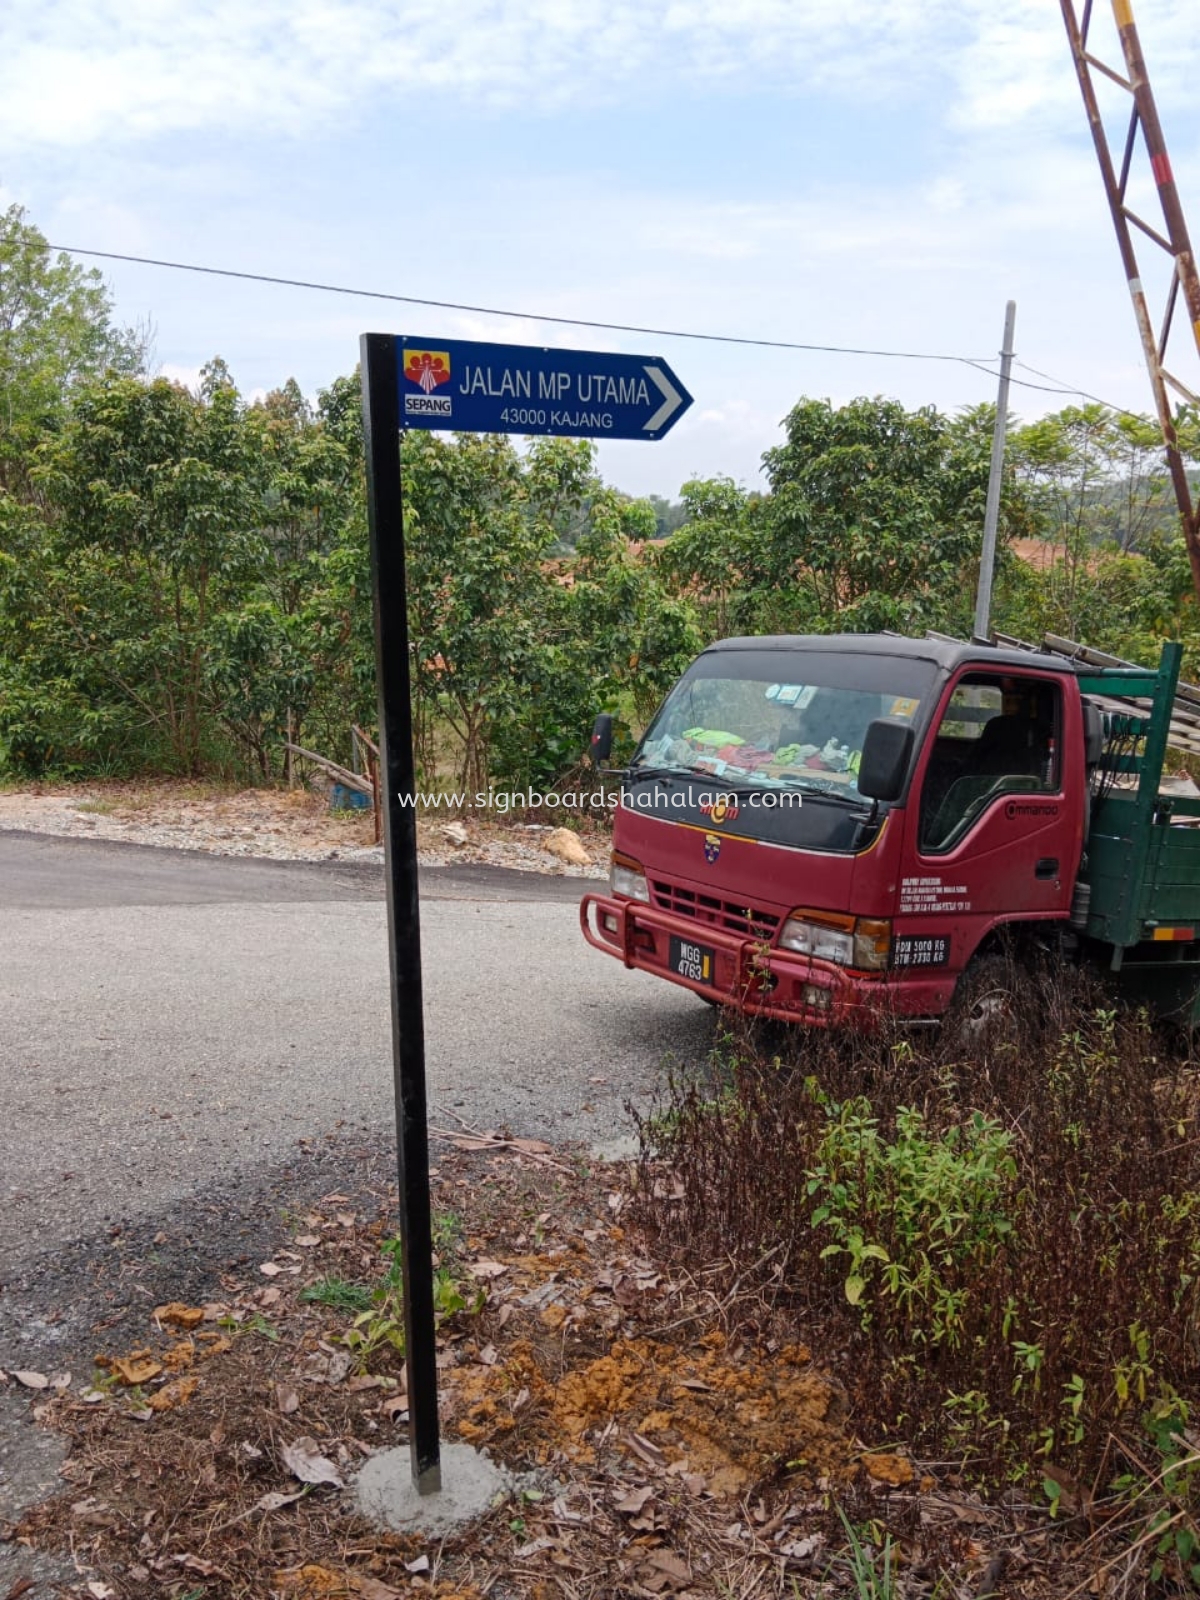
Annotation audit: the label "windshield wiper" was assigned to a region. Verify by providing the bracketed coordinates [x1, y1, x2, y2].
[773, 777, 871, 808]
[624, 763, 695, 783]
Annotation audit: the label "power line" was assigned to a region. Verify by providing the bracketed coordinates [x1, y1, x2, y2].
[45, 240, 1159, 418]
[1012, 358, 1152, 419]
[48, 241, 997, 369]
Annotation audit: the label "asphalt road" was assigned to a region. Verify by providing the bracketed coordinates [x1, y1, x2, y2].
[0, 831, 711, 1280]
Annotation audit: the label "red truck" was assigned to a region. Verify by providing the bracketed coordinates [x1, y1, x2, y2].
[580, 631, 1200, 1028]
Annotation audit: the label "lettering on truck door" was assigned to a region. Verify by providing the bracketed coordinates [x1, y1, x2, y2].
[899, 670, 1078, 972]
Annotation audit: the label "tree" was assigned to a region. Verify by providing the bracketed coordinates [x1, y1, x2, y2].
[4, 368, 270, 774]
[0, 204, 147, 497]
[761, 396, 1020, 635]
[657, 476, 766, 640]
[398, 432, 595, 793]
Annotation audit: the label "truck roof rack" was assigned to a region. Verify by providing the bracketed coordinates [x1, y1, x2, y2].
[990, 631, 1200, 762]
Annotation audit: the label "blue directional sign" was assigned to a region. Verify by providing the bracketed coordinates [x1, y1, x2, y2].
[397, 336, 692, 441]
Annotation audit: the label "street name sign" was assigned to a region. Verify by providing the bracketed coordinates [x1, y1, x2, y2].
[398, 336, 692, 440]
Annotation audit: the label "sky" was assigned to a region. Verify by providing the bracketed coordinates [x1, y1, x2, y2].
[4, 0, 1200, 501]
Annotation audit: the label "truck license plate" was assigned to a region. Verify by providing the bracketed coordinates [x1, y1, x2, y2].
[670, 935, 715, 986]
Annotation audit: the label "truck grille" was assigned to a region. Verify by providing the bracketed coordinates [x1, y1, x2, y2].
[650, 878, 781, 940]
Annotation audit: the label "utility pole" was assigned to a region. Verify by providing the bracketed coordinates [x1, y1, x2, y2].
[973, 300, 1017, 643]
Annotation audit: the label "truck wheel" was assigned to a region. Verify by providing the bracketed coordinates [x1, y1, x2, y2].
[944, 955, 1018, 1051]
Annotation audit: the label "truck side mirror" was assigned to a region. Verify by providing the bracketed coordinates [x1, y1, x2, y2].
[590, 713, 613, 765]
[1082, 699, 1105, 767]
[857, 717, 914, 802]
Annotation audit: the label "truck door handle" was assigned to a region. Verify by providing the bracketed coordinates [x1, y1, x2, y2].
[1035, 857, 1059, 879]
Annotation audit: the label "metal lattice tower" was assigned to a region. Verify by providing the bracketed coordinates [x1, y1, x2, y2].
[1060, 0, 1200, 598]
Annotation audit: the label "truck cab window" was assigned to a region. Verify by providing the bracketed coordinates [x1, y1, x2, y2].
[919, 674, 1060, 853]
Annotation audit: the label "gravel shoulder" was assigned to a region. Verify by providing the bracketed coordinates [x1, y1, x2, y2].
[0, 781, 610, 877]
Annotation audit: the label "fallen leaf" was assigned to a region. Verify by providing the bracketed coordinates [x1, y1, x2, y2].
[405, 1555, 431, 1574]
[86, 1585, 114, 1599]
[780, 1533, 825, 1562]
[294, 1234, 321, 1247]
[513, 1537, 557, 1558]
[467, 1259, 507, 1280]
[145, 1376, 198, 1413]
[13, 1371, 48, 1390]
[259, 1261, 282, 1277]
[282, 1435, 344, 1488]
[174, 1554, 218, 1576]
[153, 1302, 205, 1330]
[345, 1374, 383, 1393]
[626, 1431, 668, 1469]
[255, 1489, 305, 1512]
[643, 1548, 692, 1584]
[356, 1579, 404, 1600]
[71, 1499, 116, 1528]
[614, 1485, 656, 1516]
[382, 1394, 409, 1421]
[275, 1384, 300, 1415]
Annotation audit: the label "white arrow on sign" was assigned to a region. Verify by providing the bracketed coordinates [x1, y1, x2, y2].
[643, 365, 685, 433]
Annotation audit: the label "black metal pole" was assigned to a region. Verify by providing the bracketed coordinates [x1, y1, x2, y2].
[359, 332, 441, 1495]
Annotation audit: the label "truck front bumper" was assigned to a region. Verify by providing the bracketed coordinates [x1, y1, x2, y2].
[580, 891, 881, 1026]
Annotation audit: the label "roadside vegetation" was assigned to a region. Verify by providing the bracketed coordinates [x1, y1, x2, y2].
[4, 202, 1200, 800]
[635, 969, 1200, 1590]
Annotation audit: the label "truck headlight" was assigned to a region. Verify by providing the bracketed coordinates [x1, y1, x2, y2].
[779, 916, 853, 965]
[779, 911, 891, 971]
[610, 855, 650, 903]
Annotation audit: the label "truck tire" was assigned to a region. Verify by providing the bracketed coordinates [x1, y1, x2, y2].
[944, 954, 1019, 1053]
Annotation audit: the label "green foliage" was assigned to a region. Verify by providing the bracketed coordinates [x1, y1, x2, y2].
[761, 396, 1020, 635]
[3, 200, 1199, 795]
[807, 1091, 1017, 1339]
[341, 1231, 480, 1374]
[0, 203, 147, 498]
[833, 1505, 897, 1600]
[299, 1277, 374, 1313]
[657, 475, 768, 640]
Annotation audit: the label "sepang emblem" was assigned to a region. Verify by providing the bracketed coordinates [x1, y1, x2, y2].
[402, 350, 453, 419]
[703, 832, 722, 864]
[404, 350, 451, 392]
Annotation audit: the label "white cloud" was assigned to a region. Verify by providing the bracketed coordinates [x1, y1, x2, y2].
[156, 361, 204, 390]
[8, 0, 1191, 147]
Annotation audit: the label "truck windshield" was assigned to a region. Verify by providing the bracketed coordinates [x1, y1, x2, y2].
[632, 647, 936, 803]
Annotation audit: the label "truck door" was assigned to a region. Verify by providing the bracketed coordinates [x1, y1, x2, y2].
[898, 668, 1078, 973]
